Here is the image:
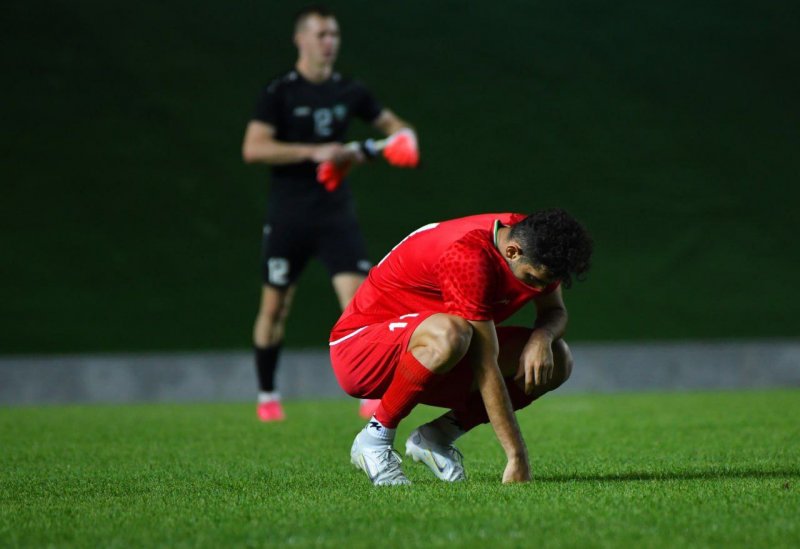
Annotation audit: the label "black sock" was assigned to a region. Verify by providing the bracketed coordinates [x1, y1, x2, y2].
[255, 344, 282, 392]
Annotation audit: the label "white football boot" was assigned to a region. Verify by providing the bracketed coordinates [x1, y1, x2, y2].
[350, 432, 411, 486]
[405, 427, 466, 482]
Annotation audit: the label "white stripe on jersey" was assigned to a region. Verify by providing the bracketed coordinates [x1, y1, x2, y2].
[329, 326, 368, 346]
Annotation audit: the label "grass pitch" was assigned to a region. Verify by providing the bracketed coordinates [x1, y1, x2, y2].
[1, 390, 798, 548]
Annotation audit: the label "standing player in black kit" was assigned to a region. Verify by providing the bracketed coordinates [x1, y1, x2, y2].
[242, 5, 419, 422]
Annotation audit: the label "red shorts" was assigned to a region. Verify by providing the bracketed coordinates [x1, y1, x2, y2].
[330, 312, 531, 410]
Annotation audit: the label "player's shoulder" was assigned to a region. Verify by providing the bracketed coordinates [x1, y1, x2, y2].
[433, 213, 515, 240]
[435, 228, 499, 281]
[330, 72, 372, 93]
[441, 212, 522, 259]
[444, 212, 524, 226]
[261, 70, 370, 93]
[505, 212, 527, 225]
[437, 228, 496, 268]
[454, 228, 495, 252]
[262, 69, 303, 94]
[327, 71, 378, 97]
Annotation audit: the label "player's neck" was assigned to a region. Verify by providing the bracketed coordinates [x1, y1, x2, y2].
[295, 59, 333, 84]
[495, 225, 511, 251]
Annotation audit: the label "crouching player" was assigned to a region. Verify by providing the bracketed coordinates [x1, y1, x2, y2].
[329, 209, 593, 485]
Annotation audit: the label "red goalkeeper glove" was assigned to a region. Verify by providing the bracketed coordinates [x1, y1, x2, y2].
[316, 160, 351, 192]
[383, 128, 419, 168]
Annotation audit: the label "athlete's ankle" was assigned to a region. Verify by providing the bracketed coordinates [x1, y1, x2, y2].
[360, 416, 396, 446]
[421, 412, 466, 446]
[258, 391, 281, 403]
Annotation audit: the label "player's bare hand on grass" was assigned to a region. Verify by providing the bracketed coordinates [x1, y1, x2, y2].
[515, 332, 555, 393]
[502, 455, 532, 484]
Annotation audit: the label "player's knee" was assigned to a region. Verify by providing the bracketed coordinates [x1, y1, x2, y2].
[551, 339, 574, 388]
[443, 315, 473, 358]
[254, 300, 291, 344]
[427, 315, 473, 371]
[259, 299, 291, 326]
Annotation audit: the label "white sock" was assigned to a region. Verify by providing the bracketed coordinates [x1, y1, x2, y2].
[360, 416, 396, 445]
[421, 412, 466, 446]
[258, 391, 280, 403]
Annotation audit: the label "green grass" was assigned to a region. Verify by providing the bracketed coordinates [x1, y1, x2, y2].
[1, 390, 798, 548]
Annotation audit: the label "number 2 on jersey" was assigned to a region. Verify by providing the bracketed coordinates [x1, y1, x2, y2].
[313, 108, 333, 137]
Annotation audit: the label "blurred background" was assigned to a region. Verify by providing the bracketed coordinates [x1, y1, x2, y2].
[2, 0, 799, 402]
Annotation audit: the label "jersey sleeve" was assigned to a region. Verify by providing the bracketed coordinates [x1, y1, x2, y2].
[252, 83, 280, 126]
[436, 239, 497, 321]
[353, 82, 383, 123]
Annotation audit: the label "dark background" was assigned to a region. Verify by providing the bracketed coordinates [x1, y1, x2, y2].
[3, 0, 798, 353]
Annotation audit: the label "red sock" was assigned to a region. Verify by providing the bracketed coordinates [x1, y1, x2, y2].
[454, 378, 538, 431]
[375, 352, 439, 428]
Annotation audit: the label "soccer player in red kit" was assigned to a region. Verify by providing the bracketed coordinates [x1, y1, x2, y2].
[329, 209, 593, 485]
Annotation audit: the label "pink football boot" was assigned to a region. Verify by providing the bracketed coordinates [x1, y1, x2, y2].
[257, 399, 285, 422]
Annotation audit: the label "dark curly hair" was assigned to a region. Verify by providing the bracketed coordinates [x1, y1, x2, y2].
[508, 208, 593, 289]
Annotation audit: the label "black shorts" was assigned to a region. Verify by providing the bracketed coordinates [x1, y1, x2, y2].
[260, 210, 371, 288]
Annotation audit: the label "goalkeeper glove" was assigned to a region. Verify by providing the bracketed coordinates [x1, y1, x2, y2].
[316, 160, 351, 192]
[383, 128, 419, 168]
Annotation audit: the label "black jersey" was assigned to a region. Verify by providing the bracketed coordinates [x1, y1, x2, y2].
[252, 69, 383, 206]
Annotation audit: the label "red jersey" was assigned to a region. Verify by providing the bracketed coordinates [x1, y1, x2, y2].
[331, 213, 559, 339]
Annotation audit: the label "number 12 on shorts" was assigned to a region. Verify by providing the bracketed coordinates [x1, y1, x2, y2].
[268, 258, 290, 286]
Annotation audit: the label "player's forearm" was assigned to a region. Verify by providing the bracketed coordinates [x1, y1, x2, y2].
[467, 321, 528, 461]
[373, 109, 413, 137]
[242, 139, 315, 165]
[382, 118, 411, 136]
[532, 306, 568, 342]
[475, 361, 529, 461]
